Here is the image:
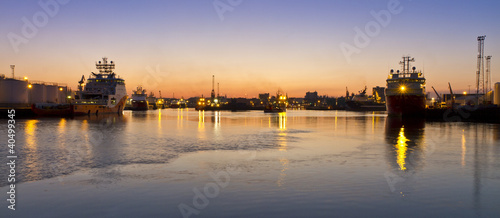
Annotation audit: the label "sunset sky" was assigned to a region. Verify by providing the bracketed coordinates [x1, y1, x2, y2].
[1, 0, 500, 98]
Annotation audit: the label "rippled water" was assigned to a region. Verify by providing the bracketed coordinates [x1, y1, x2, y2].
[1, 109, 500, 217]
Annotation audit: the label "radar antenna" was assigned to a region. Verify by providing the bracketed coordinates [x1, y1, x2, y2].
[95, 57, 115, 74]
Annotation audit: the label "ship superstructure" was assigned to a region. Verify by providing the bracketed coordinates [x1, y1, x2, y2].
[131, 86, 148, 110]
[385, 56, 426, 116]
[264, 90, 288, 113]
[73, 57, 127, 115]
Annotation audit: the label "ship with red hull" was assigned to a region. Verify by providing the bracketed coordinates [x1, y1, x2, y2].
[31, 103, 73, 116]
[385, 56, 426, 117]
[130, 86, 148, 111]
[264, 91, 288, 113]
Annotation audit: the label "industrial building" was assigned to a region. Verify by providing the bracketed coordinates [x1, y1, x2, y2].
[0, 65, 71, 108]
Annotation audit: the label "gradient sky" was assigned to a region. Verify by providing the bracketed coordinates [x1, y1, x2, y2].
[1, 0, 500, 98]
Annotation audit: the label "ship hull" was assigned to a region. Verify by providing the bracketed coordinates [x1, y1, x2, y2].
[345, 100, 386, 111]
[264, 105, 286, 113]
[131, 101, 148, 111]
[264, 109, 286, 113]
[31, 103, 73, 116]
[386, 95, 425, 117]
[73, 96, 127, 116]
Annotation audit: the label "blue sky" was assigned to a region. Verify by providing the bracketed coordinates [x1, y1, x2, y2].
[1, 0, 499, 97]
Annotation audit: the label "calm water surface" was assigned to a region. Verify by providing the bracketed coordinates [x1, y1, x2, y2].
[1, 109, 499, 217]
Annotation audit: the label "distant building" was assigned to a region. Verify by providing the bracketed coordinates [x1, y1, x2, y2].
[259, 93, 270, 105]
[259, 93, 270, 99]
[233, 98, 252, 106]
[304, 91, 318, 105]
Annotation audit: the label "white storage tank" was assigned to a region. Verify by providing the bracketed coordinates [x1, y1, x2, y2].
[494, 83, 500, 105]
[30, 83, 46, 103]
[45, 84, 58, 103]
[57, 86, 68, 103]
[0, 78, 29, 104]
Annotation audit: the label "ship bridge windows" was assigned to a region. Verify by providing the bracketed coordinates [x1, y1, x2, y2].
[387, 79, 425, 83]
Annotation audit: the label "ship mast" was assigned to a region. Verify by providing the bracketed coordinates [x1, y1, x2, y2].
[95, 57, 115, 74]
[211, 75, 216, 100]
[399, 56, 415, 75]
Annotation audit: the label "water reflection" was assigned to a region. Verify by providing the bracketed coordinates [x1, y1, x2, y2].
[276, 157, 289, 187]
[4, 110, 500, 217]
[198, 110, 206, 140]
[278, 112, 287, 130]
[268, 112, 287, 130]
[23, 120, 41, 181]
[472, 124, 490, 214]
[276, 113, 289, 186]
[494, 124, 500, 141]
[334, 110, 338, 130]
[177, 108, 186, 129]
[395, 127, 409, 171]
[211, 111, 221, 127]
[385, 117, 425, 174]
[53, 114, 127, 176]
[157, 109, 162, 130]
[57, 118, 66, 134]
[211, 111, 221, 140]
[462, 130, 467, 167]
[198, 110, 205, 125]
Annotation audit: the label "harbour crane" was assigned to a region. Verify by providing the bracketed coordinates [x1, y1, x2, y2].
[431, 86, 442, 103]
[448, 82, 455, 107]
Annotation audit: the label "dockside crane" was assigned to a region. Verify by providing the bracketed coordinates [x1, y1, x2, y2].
[431, 86, 442, 103]
[448, 82, 455, 107]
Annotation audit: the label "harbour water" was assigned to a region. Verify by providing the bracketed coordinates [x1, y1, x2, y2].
[1, 110, 500, 217]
